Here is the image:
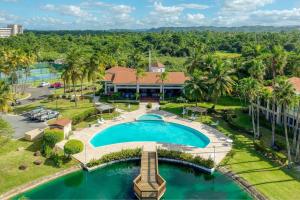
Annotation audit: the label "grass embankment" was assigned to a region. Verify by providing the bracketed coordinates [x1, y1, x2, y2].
[160, 97, 300, 200]
[0, 138, 77, 194]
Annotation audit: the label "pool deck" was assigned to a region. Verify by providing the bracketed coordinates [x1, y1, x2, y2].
[57, 103, 232, 165]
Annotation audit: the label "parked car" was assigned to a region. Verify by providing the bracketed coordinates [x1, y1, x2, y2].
[38, 111, 60, 122]
[24, 107, 44, 117]
[50, 82, 63, 88]
[11, 100, 21, 106]
[39, 82, 50, 87]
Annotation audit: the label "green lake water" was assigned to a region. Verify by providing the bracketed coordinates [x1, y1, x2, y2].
[14, 161, 251, 200]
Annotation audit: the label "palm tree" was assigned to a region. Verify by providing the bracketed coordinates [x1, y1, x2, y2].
[0, 80, 12, 113]
[184, 74, 207, 106]
[269, 45, 287, 147]
[157, 72, 168, 101]
[249, 58, 266, 138]
[65, 48, 85, 107]
[61, 69, 70, 95]
[238, 78, 260, 139]
[274, 78, 296, 166]
[208, 60, 235, 105]
[135, 67, 145, 100]
[88, 53, 105, 102]
[292, 97, 300, 155]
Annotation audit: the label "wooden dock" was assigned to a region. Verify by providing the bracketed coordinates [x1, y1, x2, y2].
[133, 149, 166, 200]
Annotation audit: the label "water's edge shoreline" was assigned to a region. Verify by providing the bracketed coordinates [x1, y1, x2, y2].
[0, 165, 81, 200]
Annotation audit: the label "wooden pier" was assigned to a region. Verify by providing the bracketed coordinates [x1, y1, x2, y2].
[133, 148, 166, 200]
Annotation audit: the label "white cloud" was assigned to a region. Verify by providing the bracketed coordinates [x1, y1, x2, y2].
[153, 2, 183, 15]
[42, 4, 89, 17]
[0, 11, 19, 25]
[180, 3, 209, 10]
[187, 13, 205, 24]
[223, 0, 274, 12]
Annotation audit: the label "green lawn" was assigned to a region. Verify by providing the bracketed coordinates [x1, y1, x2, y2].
[0, 138, 77, 194]
[14, 99, 95, 120]
[161, 97, 300, 200]
[113, 103, 139, 112]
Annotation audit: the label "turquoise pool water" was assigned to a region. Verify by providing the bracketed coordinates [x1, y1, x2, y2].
[137, 114, 163, 120]
[90, 121, 210, 148]
[13, 161, 251, 200]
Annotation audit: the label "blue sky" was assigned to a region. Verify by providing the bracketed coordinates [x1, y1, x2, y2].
[1, 0, 300, 30]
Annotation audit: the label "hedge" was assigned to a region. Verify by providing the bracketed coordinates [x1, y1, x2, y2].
[87, 148, 142, 167]
[43, 129, 64, 147]
[107, 100, 140, 105]
[86, 148, 214, 169]
[72, 108, 98, 125]
[157, 149, 214, 169]
[64, 139, 84, 155]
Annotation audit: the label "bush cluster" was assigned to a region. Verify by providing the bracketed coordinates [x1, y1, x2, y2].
[158, 149, 214, 169]
[159, 101, 168, 105]
[72, 108, 98, 125]
[64, 139, 84, 156]
[43, 129, 64, 147]
[146, 103, 152, 109]
[107, 100, 140, 105]
[87, 148, 141, 167]
[254, 141, 287, 166]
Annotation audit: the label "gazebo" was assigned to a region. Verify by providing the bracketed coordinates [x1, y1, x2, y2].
[185, 107, 208, 115]
[95, 103, 115, 113]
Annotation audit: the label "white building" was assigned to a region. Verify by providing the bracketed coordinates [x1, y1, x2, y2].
[253, 77, 300, 129]
[0, 24, 23, 38]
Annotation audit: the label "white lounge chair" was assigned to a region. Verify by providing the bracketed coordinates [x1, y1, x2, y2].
[97, 118, 105, 125]
[189, 114, 196, 121]
[211, 120, 219, 127]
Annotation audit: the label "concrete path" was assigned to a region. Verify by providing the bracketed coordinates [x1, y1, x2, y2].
[57, 103, 232, 165]
[20, 87, 52, 105]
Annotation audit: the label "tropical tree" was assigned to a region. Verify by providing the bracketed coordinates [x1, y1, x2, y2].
[269, 45, 287, 147]
[0, 80, 12, 113]
[292, 97, 300, 155]
[238, 78, 260, 139]
[135, 67, 145, 100]
[207, 60, 235, 105]
[274, 78, 296, 166]
[184, 73, 207, 106]
[157, 72, 168, 101]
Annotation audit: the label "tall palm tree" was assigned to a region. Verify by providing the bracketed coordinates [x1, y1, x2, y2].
[208, 60, 235, 105]
[238, 77, 260, 139]
[65, 48, 85, 107]
[292, 97, 300, 155]
[135, 67, 145, 100]
[269, 45, 287, 147]
[274, 78, 296, 166]
[249, 58, 266, 138]
[61, 69, 70, 95]
[184, 74, 207, 106]
[157, 72, 168, 101]
[88, 53, 105, 101]
[0, 80, 12, 113]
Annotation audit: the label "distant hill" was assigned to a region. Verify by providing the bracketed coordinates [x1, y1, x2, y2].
[26, 26, 300, 34]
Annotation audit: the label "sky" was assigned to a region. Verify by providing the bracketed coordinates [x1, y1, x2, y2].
[1, 0, 300, 30]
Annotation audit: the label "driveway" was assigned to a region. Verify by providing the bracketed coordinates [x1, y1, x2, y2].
[1, 114, 47, 139]
[20, 87, 52, 105]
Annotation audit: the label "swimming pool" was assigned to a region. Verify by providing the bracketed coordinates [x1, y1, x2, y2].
[90, 121, 210, 148]
[137, 114, 163, 120]
[13, 161, 251, 199]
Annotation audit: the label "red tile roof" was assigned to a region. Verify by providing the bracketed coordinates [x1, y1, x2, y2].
[104, 66, 188, 85]
[265, 77, 300, 93]
[50, 118, 72, 127]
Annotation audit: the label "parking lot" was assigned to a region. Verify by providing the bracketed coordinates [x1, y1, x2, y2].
[1, 114, 47, 139]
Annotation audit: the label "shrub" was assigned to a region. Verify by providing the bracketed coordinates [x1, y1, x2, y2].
[157, 149, 214, 169]
[86, 148, 141, 167]
[50, 152, 62, 168]
[146, 103, 152, 109]
[64, 139, 84, 156]
[19, 164, 27, 170]
[43, 129, 64, 147]
[71, 108, 98, 125]
[33, 160, 42, 165]
[159, 101, 168, 105]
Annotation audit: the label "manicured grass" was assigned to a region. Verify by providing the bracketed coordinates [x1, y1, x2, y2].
[161, 97, 300, 200]
[0, 137, 77, 194]
[14, 99, 95, 120]
[74, 112, 120, 129]
[113, 103, 139, 112]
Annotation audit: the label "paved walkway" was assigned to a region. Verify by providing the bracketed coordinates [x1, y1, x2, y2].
[57, 103, 232, 165]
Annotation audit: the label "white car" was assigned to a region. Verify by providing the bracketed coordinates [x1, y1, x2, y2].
[39, 82, 50, 87]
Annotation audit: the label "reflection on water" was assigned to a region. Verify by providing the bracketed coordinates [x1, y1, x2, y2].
[14, 161, 251, 200]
